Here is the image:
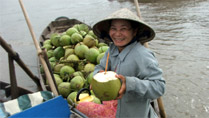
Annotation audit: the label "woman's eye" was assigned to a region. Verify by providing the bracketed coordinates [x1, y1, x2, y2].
[121, 28, 127, 31]
[110, 27, 116, 31]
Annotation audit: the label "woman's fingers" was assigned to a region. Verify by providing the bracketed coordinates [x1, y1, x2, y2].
[99, 70, 104, 73]
[116, 74, 126, 99]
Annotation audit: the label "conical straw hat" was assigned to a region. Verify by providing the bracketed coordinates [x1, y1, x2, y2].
[93, 8, 155, 43]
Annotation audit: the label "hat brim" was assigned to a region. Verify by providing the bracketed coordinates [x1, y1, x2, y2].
[93, 18, 155, 43]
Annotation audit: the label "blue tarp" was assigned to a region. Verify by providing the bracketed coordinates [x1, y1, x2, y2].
[9, 96, 71, 118]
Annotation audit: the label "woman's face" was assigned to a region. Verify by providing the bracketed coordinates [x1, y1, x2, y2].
[109, 19, 137, 51]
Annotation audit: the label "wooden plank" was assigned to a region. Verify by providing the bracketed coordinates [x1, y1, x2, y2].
[8, 45, 19, 99]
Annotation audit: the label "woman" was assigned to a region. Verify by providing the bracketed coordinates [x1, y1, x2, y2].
[77, 8, 165, 118]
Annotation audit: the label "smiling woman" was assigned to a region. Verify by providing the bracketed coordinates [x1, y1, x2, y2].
[75, 8, 165, 118]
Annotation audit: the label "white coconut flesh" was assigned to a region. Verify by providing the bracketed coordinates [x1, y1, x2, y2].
[91, 71, 121, 101]
[93, 71, 118, 82]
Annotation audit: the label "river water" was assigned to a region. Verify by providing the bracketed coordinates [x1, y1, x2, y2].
[1, 0, 209, 117]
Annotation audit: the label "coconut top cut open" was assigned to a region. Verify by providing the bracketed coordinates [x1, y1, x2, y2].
[93, 71, 118, 82]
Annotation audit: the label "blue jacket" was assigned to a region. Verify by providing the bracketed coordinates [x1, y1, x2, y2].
[94, 41, 165, 118]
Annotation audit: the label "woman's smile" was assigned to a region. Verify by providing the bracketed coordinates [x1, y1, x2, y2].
[109, 19, 137, 51]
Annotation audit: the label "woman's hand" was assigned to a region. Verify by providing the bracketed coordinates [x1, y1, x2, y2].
[99, 70, 104, 73]
[116, 74, 126, 99]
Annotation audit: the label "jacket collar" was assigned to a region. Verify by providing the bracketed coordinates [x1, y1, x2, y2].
[109, 41, 138, 61]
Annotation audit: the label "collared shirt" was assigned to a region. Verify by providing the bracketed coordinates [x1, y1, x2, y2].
[94, 41, 165, 118]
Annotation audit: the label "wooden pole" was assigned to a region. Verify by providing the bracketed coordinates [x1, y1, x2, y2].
[157, 97, 167, 118]
[18, 0, 58, 96]
[134, 0, 166, 118]
[134, 0, 149, 48]
[8, 45, 19, 99]
[0, 36, 41, 89]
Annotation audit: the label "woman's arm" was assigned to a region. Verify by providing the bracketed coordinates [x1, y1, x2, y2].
[125, 62, 165, 100]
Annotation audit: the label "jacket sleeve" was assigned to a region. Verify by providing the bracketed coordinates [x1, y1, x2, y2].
[125, 61, 166, 100]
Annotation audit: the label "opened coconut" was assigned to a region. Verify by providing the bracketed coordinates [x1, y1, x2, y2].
[91, 71, 121, 101]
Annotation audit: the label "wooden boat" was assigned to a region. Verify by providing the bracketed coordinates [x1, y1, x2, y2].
[38, 17, 92, 118]
[38, 17, 165, 118]
[39, 17, 91, 45]
[38, 16, 92, 90]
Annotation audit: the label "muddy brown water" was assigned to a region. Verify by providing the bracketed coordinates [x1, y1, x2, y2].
[1, 0, 209, 117]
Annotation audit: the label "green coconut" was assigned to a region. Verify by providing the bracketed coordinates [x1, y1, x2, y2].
[78, 24, 89, 33]
[53, 74, 63, 86]
[91, 71, 121, 101]
[54, 64, 65, 74]
[49, 57, 57, 62]
[97, 52, 105, 64]
[73, 24, 79, 30]
[71, 33, 83, 45]
[50, 33, 60, 47]
[74, 43, 89, 59]
[46, 50, 54, 58]
[83, 35, 96, 48]
[95, 39, 99, 47]
[60, 65, 75, 80]
[65, 48, 74, 58]
[84, 63, 95, 73]
[76, 62, 85, 71]
[70, 76, 85, 91]
[49, 62, 56, 71]
[86, 72, 94, 84]
[99, 46, 109, 53]
[92, 95, 101, 104]
[59, 34, 71, 46]
[66, 27, 79, 36]
[79, 31, 87, 37]
[73, 71, 84, 77]
[85, 48, 99, 64]
[66, 54, 80, 61]
[98, 42, 108, 48]
[88, 30, 97, 39]
[67, 91, 77, 105]
[58, 82, 71, 98]
[61, 32, 67, 35]
[42, 44, 52, 51]
[43, 39, 51, 45]
[53, 46, 65, 60]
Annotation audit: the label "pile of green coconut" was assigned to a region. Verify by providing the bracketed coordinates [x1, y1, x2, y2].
[40, 23, 109, 105]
